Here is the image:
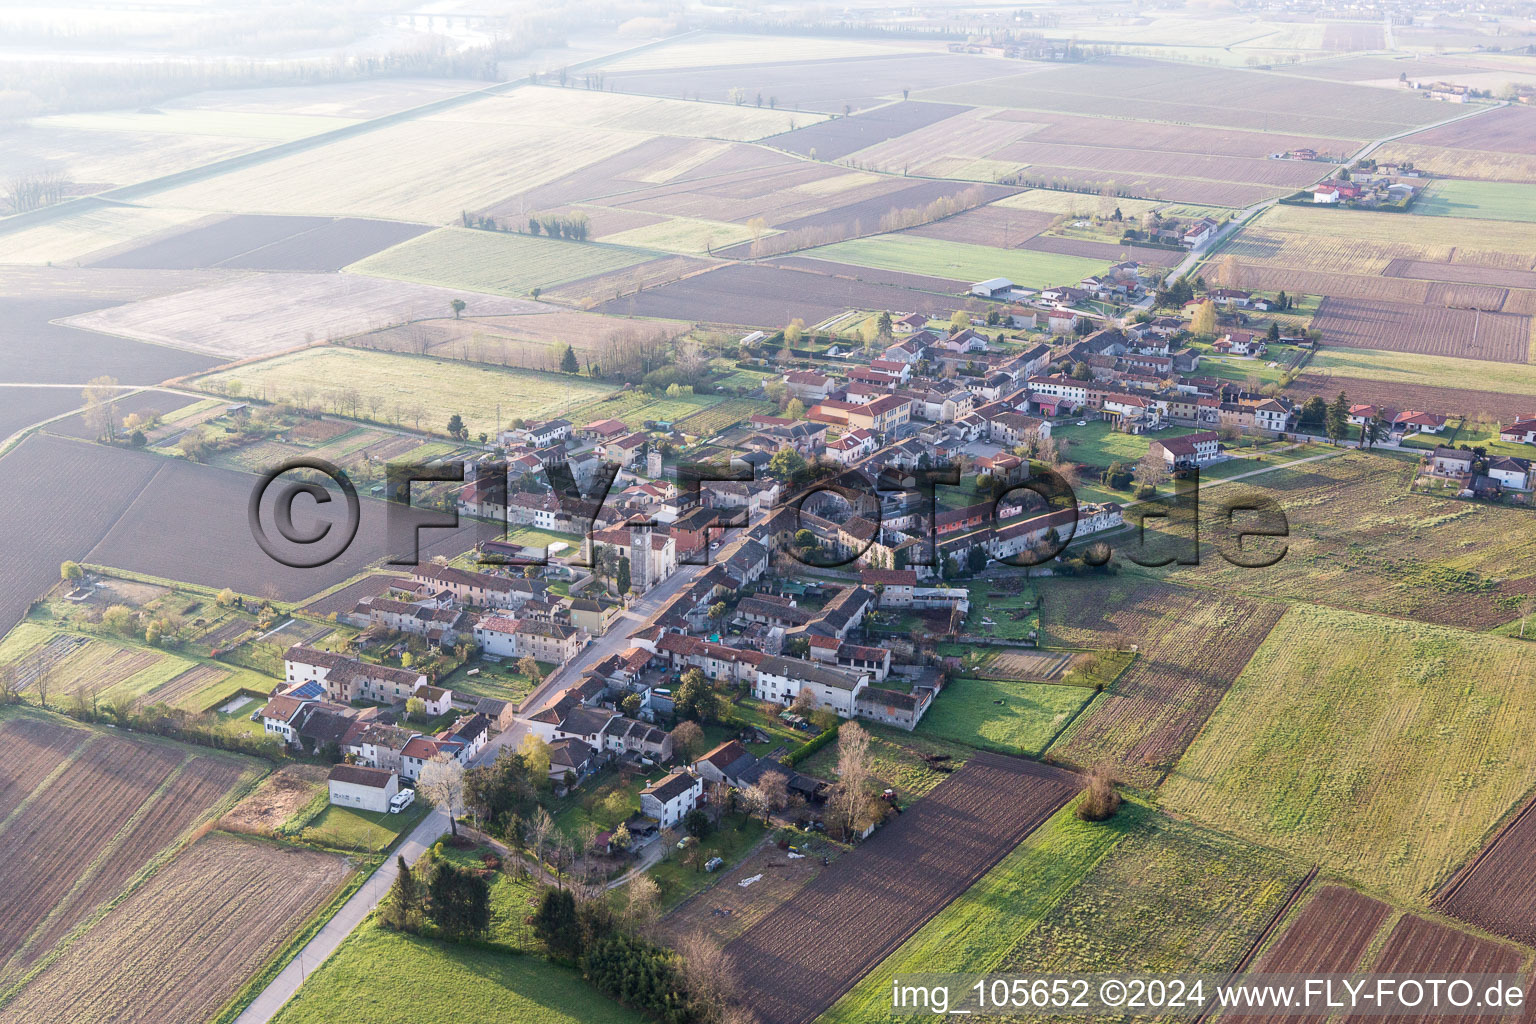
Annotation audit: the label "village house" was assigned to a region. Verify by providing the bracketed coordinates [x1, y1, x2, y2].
[1500, 419, 1536, 445]
[753, 655, 869, 718]
[283, 646, 430, 706]
[412, 564, 542, 611]
[1429, 447, 1475, 478]
[1150, 431, 1221, 469]
[640, 770, 703, 829]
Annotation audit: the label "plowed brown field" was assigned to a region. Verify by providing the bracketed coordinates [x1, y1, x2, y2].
[0, 833, 349, 1024]
[1437, 795, 1536, 948]
[723, 752, 1080, 1024]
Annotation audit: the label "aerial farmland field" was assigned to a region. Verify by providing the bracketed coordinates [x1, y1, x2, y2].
[822, 800, 1132, 1024]
[1174, 450, 1536, 626]
[1163, 604, 1536, 900]
[1040, 577, 1284, 787]
[723, 753, 1080, 1024]
[0, 832, 349, 1024]
[800, 234, 1108, 290]
[0, 712, 260, 986]
[347, 227, 659, 298]
[916, 56, 1453, 138]
[196, 347, 613, 435]
[62, 272, 545, 359]
[997, 802, 1305, 975]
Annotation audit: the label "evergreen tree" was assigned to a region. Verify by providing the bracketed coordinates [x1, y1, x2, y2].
[533, 887, 583, 960]
[616, 555, 631, 595]
[560, 344, 579, 373]
[427, 861, 490, 939]
[1325, 391, 1351, 444]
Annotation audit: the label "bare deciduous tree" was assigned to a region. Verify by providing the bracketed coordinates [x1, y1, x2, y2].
[419, 754, 466, 837]
[82, 375, 120, 442]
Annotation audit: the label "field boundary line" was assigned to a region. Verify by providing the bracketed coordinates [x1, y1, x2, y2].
[1192, 863, 1319, 1024]
[1434, 787, 1536, 907]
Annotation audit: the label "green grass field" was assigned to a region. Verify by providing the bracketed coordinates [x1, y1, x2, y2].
[1052, 421, 1199, 469]
[300, 802, 426, 853]
[348, 227, 658, 297]
[916, 677, 1094, 757]
[1308, 346, 1536, 398]
[800, 234, 1109, 289]
[269, 921, 645, 1024]
[197, 348, 614, 440]
[1413, 179, 1536, 223]
[820, 800, 1132, 1024]
[996, 803, 1304, 975]
[799, 725, 975, 805]
[1162, 603, 1536, 900]
[567, 388, 722, 429]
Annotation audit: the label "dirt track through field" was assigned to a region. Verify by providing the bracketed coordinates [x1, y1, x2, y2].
[722, 752, 1080, 1024]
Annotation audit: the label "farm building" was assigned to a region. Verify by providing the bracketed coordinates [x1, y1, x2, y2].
[969, 277, 1014, 299]
[327, 764, 399, 814]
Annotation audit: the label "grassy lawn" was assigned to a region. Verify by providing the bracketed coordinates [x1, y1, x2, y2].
[821, 799, 1131, 1024]
[713, 698, 810, 756]
[1052, 420, 1199, 469]
[440, 658, 551, 705]
[348, 227, 657, 296]
[917, 677, 1094, 757]
[963, 581, 1038, 640]
[269, 921, 645, 1024]
[799, 724, 974, 805]
[1195, 354, 1292, 387]
[1162, 603, 1536, 900]
[300, 801, 428, 853]
[800, 234, 1108, 290]
[1412, 179, 1536, 223]
[436, 842, 541, 949]
[197, 348, 614, 441]
[648, 816, 768, 910]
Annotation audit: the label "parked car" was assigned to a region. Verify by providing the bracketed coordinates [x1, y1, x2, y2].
[705, 857, 724, 872]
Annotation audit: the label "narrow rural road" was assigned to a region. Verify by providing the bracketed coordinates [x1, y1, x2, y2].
[232, 806, 451, 1024]
[472, 558, 710, 767]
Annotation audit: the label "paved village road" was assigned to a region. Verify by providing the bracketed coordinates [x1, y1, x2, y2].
[233, 806, 451, 1024]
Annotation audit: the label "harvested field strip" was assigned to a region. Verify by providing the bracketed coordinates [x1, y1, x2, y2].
[1043, 578, 1284, 788]
[0, 833, 350, 1024]
[0, 732, 182, 962]
[1163, 604, 1536, 901]
[3, 753, 253, 979]
[1313, 297, 1530, 364]
[1385, 258, 1536, 290]
[722, 752, 1080, 1024]
[1284, 370, 1533, 426]
[1436, 792, 1536, 947]
[0, 717, 90, 820]
[199, 616, 255, 649]
[1341, 915, 1524, 1024]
